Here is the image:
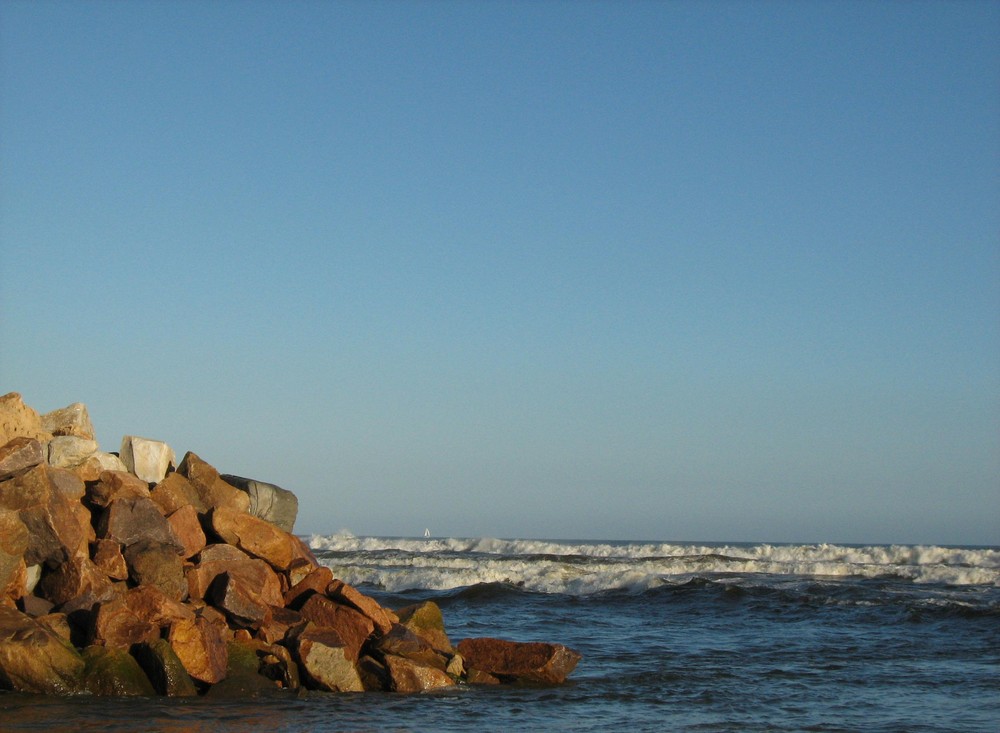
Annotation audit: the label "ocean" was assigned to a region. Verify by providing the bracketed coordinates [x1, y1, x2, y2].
[2, 535, 998, 732]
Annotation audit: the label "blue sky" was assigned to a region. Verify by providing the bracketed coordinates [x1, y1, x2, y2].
[2, 1, 997, 544]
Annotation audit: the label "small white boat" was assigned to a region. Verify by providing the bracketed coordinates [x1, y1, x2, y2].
[424, 528, 431, 538]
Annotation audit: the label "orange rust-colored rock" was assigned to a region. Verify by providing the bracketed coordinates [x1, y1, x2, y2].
[283, 565, 333, 609]
[168, 614, 229, 684]
[291, 624, 364, 692]
[91, 595, 160, 648]
[166, 504, 207, 559]
[383, 653, 455, 692]
[327, 578, 396, 634]
[211, 506, 303, 572]
[177, 453, 250, 514]
[0, 393, 53, 446]
[456, 637, 582, 685]
[87, 470, 151, 509]
[0, 437, 45, 481]
[91, 539, 129, 581]
[396, 600, 454, 654]
[298, 594, 375, 661]
[150, 473, 206, 516]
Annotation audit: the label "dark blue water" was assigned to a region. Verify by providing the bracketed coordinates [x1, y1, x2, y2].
[2, 538, 998, 732]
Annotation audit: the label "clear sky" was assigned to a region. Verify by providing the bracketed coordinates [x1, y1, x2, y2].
[2, 1, 998, 545]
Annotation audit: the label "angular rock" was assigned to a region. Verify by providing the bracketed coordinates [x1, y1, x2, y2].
[383, 653, 455, 693]
[120, 435, 175, 484]
[220, 474, 299, 533]
[257, 605, 305, 645]
[81, 644, 156, 696]
[298, 594, 375, 661]
[357, 654, 389, 691]
[466, 667, 501, 685]
[132, 638, 199, 697]
[38, 555, 115, 608]
[126, 584, 195, 629]
[186, 545, 282, 608]
[0, 508, 29, 601]
[396, 600, 454, 654]
[376, 623, 447, 671]
[0, 393, 53, 446]
[91, 539, 129, 581]
[177, 452, 250, 513]
[97, 495, 182, 550]
[71, 452, 128, 482]
[167, 504, 207, 558]
[168, 614, 229, 684]
[5, 465, 88, 567]
[0, 437, 45, 481]
[283, 565, 334, 609]
[327, 578, 395, 634]
[456, 637, 582, 685]
[48, 467, 86, 501]
[210, 571, 275, 630]
[292, 624, 364, 692]
[47, 435, 98, 469]
[41, 403, 95, 441]
[211, 506, 304, 571]
[150, 472, 206, 516]
[91, 596, 159, 649]
[0, 605, 85, 694]
[36, 611, 71, 641]
[87, 470, 151, 509]
[20, 593, 55, 618]
[204, 640, 291, 698]
[124, 540, 187, 601]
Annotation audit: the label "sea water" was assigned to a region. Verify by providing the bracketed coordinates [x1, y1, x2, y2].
[2, 536, 998, 732]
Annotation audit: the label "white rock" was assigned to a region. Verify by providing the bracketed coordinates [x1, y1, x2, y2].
[48, 435, 99, 468]
[120, 435, 175, 483]
[40, 402, 95, 440]
[25, 564, 42, 593]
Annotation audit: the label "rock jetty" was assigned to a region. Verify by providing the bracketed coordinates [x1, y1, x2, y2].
[0, 392, 580, 696]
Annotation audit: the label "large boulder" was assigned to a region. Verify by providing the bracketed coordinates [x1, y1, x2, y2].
[0, 606, 85, 694]
[327, 578, 395, 634]
[291, 624, 364, 692]
[0, 437, 46, 481]
[150, 473, 206, 516]
[123, 540, 187, 601]
[395, 600, 454, 654]
[47, 436, 98, 469]
[120, 436, 175, 484]
[0, 393, 53, 446]
[1, 464, 88, 568]
[132, 638, 199, 697]
[211, 506, 308, 572]
[0, 508, 29, 601]
[40, 403, 95, 441]
[97, 495, 182, 551]
[81, 644, 156, 696]
[87, 470, 151, 509]
[220, 474, 298, 533]
[383, 654, 455, 693]
[177, 453, 250, 513]
[166, 504, 207, 559]
[456, 637, 582, 685]
[168, 614, 229, 685]
[298, 594, 375, 661]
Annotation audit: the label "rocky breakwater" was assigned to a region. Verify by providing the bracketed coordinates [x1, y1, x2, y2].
[0, 393, 580, 696]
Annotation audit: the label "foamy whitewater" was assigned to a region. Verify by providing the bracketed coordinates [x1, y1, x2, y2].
[4, 534, 998, 732]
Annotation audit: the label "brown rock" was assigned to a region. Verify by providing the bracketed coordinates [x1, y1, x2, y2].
[37, 555, 115, 608]
[166, 504, 207, 558]
[132, 638, 199, 696]
[123, 540, 187, 601]
[211, 506, 303, 571]
[466, 667, 501, 685]
[383, 653, 455, 692]
[327, 578, 395, 634]
[257, 605, 305, 645]
[186, 545, 282, 607]
[48, 467, 86, 501]
[0, 464, 87, 568]
[0, 393, 53, 446]
[71, 452, 128, 482]
[210, 572, 275, 630]
[1, 558, 27, 605]
[0, 508, 29, 601]
[126, 584, 195, 628]
[376, 623, 447, 671]
[292, 624, 364, 692]
[0, 437, 45, 481]
[283, 565, 333, 609]
[168, 614, 229, 684]
[36, 612, 71, 641]
[177, 452, 250, 513]
[91, 539, 129, 581]
[0, 605, 84, 694]
[396, 600, 454, 654]
[91, 595, 160, 648]
[87, 470, 151, 509]
[81, 644, 157, 696]
[298, 594, 375, 661]
[150, 472, 206, 516]
[456, 637, 582, 685]
[97, 495, 182, 550]
[20, 594, 55, 618]
[40, 403, 95, 441]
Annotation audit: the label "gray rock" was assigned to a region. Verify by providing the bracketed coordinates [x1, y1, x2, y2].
[220, 475, 298, 532]
[47, 436, 98, 469]
[120, 436, 175, 483]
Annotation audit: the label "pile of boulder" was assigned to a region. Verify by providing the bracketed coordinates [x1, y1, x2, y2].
[0, 393, 580, 696]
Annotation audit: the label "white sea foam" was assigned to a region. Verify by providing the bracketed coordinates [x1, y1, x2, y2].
[307, 533, 1000, 593]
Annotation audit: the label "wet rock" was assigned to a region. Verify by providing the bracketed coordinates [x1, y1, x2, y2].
[0, 606, 85, 694]
[291, 624, 364, 692]
[168, 613, 229, 685]
[376, 623, 447, 671]
[132, 638, 199, 697]
[81, 644, 156, 696]
[220, 474, 298, 533]
[456, 637, 582, 685]
[120, 436, 175, 484]
[204, 640, 291, 697]
[298, 594, 374, 661]
[0, 437, 46, 481]
[383, 653, 455, 692]
[327, 578, 395, 634]
[396, 600, 454, 654]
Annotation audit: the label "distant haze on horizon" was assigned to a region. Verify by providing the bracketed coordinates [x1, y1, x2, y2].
[2, 1, 997, 546]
